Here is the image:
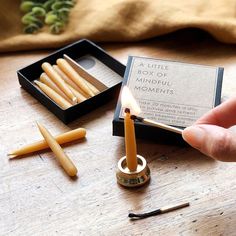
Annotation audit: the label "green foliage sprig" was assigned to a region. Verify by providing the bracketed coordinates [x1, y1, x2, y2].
[20, 0, 76, 34]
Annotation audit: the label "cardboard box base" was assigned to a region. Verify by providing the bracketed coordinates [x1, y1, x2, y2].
[18, 39, 126, 124]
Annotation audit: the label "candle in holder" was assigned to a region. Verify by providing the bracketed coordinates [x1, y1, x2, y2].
[116, 86, 150, 187]
[121, 86, 141, 172]
[123, 108, 137, 172]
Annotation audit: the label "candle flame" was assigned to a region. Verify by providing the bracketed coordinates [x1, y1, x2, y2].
[121, 86, 141, 115]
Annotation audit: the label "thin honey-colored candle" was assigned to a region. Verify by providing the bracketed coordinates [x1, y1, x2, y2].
[56, 58, 95, 97]
[37, 123, 78, 177]
[63, 55, 102, 95]
[124, 109, 138, 171]
[39, 73, 72, 103]
[8, 128, 86, 158]
[121, 86, 141, 172]
[42, 62, 77, 104]
[66, 84, 86, 103]
[34, 80, 72, 109]
[53, 65, 90, 99]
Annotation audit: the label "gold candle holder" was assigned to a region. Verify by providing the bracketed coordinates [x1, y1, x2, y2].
[116, 155, 150, 187]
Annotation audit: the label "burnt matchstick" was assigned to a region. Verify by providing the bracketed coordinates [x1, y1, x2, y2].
[131, 115, 183, 134]
[128, 202, 190, 220]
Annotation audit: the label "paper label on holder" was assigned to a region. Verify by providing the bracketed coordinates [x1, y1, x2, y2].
[120, 56, 219, 127]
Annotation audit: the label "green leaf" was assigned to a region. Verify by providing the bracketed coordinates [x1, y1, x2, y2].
[24, 23, 39, 33]
[32, 7, 46, 17]
[50, 21, 64, 34]
[45, 13, 58, 24]
[20, 1, 35, 12]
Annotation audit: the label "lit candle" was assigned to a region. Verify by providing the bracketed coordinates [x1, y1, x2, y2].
[8, 128, 86, 158]
[124, 109, 137, 171]
[34, 80, 72, 109]
[121, 86, 141, 172]
[37, 123, 78, 177]
[56, 58, 95, 97]
[42, 62, 77, 104]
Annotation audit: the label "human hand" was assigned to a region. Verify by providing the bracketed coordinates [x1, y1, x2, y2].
[182, 97, 236, 161]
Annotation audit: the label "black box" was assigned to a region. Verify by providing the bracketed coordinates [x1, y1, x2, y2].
[113, 56, 224, 144]
[17, 39, 126, 123]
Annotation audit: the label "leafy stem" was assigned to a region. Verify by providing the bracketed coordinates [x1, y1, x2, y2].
[20, 0, 76, 34]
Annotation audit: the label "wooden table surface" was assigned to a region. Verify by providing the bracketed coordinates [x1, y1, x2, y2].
[1, 30, 236, 236]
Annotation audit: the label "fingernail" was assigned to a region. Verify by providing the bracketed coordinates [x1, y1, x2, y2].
[182, 126, 205, 148]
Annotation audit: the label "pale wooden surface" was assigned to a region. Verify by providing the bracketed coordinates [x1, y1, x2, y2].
[1, 30, 236, 236]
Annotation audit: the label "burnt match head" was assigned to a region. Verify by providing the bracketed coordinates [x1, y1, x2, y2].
[130, 115, 137, 120]
[130, 115, 143, 122]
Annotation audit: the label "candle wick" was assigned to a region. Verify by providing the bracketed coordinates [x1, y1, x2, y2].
[125, 108, 130, 113]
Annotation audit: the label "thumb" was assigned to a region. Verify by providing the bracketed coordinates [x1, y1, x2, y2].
[182, 125, 236, 162]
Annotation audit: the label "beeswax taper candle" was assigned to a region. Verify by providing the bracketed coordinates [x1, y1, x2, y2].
[42, 62, 77, 104]
[63, 54, 100, 95]
[37, 123, 78, 177]
[56, 58, 95, 97]
[53, 65, 89, 99]
[40, 73, 72, 103]
[8, 128, 86, 158]
[121, 86, 141, 172]
[66, 84, 86, 103]
[34, 80, 72, 109]
[124, 108, 137, 171]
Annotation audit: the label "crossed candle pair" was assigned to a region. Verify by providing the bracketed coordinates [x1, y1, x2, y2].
[8, 125, 86, 177]
[35, 58, 100, 109]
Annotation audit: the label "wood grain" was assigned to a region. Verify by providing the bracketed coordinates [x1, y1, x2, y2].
[1, 29, 236, 235]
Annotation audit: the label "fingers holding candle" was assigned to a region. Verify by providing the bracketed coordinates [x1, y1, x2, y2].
[37, 123, 78, 177]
